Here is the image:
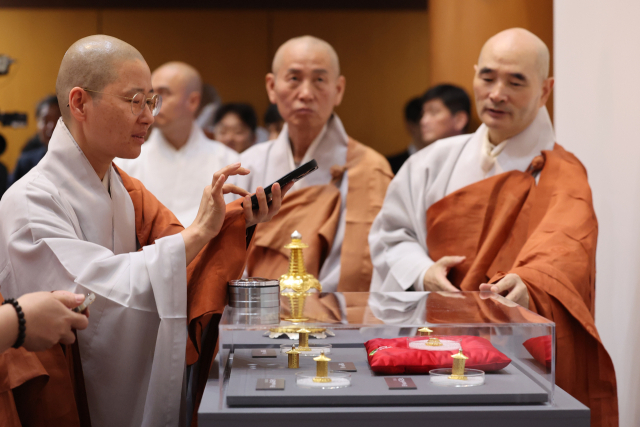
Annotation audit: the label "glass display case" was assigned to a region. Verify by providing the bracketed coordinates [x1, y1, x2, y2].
[217, 291, 555, 410]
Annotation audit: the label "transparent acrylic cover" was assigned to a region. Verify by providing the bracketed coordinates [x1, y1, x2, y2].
[218, 291, 555, 408]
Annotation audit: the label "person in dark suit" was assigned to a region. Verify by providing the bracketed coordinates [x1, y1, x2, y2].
[10, 95, 60, 185]
[387, 84, 471, 174]
[387, 97, 422, 174]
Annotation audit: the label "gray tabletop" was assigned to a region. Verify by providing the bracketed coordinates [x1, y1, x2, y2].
[199, 345, 589, 427]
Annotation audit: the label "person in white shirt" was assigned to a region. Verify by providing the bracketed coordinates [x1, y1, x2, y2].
[116, 61, 239, 226]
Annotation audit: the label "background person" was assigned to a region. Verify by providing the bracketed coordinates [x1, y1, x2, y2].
[387, 96, 423, 174]
[10, 95, 61, 185]
[115, 61, 239, 226]
[213, 102, 258, 153]
[263, 103, 284, 141]
[387, 85, 471, 174]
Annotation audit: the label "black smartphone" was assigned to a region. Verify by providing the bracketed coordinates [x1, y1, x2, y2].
[248, 159, 318, 210]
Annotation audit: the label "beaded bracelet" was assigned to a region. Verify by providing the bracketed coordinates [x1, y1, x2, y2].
[2, 298, 26, 348]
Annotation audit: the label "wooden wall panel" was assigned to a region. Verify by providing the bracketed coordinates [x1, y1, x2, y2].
[270, 10, 430, 156]
[429, 0, 554, 130]
[101, 9, 271, 122]
[0, 9, 98, 173]
[0, 4, 553, 173]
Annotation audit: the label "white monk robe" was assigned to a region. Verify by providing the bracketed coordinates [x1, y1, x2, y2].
[115, 122, 239, 226]
[0, 118, 187, 427]
[369, 106, 556, 292]
[238, 115, 348, 292]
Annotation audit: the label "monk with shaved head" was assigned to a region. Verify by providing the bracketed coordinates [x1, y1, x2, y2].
[370, 28, 618, 426]
[0, 35, 285, 426]
[238, 35, 392, 295]
[116, 61, 239, 227]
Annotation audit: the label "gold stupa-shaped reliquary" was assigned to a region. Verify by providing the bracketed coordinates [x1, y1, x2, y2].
[279, 231, 322, 323]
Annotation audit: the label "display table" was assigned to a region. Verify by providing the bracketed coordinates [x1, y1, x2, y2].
[198, 358, 589, 427]
[199, 292, 589, 427]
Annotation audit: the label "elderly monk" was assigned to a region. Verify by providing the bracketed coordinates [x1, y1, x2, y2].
[0, 35, 284, 427]
[116, 61, 239, 227]
[370, 28, 617, 427]
[238, 36, 392, 292]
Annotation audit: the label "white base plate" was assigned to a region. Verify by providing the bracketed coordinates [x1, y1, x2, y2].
[295, 371, 351, 389]
[280, 344, 332, 356]
[409, 339, 461, 352]
[429, 368, 485, 387]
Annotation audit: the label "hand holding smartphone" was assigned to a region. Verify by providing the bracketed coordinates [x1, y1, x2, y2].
[73, 292, 96, 314]
[246, 159, 318, 210]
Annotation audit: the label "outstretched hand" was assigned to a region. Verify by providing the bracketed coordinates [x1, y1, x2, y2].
[479, 273, 530, 308]
[423, 256, 465, 292]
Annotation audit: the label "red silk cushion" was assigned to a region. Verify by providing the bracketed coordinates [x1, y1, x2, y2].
[364, 336, 511, 374]
[523, 335, 552, 368]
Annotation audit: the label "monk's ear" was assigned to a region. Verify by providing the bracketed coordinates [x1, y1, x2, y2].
[187, 91, 201, 115]
[266, 73, 277, 104]
[453, 111, 469, 133]
[539, 77, 554, 108]
[334, 75, 346, 107]
[68, 87, 90, 123]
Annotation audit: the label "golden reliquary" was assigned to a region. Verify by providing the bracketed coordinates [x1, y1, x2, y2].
[279, 231, 322, 323]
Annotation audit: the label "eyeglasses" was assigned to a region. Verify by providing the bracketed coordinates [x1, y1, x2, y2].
[82, 88, 162, 117]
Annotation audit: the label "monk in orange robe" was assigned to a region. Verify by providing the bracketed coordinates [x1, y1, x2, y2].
[238, 36, 392, 293]
[0, 165, 278, 427]
[370, 29, 618, 427]
[0, 34, 285, 427]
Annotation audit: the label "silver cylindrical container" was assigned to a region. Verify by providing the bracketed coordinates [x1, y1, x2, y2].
[228, 278, 280, 325]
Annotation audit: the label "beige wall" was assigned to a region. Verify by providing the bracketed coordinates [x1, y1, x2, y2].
[429, 0, 554, 130]
[0, 8, 430, 173]
[555, 1, 640, 425]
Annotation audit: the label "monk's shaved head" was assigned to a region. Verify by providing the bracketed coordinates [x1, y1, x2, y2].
[56, 35, 145, 121]
[151, 61, 203, 128]
[473, 28, 554, 144]
[266, 35, 346, 144]
[152, 61, 202, 97]
[272, 35, 340, 76]
[478, 28, 550, 81]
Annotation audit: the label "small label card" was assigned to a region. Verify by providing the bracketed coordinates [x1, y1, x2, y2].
[251, 349, 277, 358]
[385, 377, 417, 390]
[329, 362, 357, 372]
[256, 378, 285, 390]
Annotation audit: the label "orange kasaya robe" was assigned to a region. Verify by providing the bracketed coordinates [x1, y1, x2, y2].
[0, 298, 91, 427]
[246, 138, 393, 291]
[425, 144, 618, 427]
[0, 166, 248, 427]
